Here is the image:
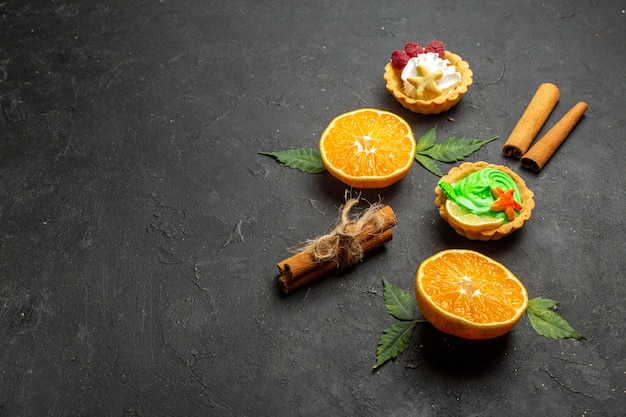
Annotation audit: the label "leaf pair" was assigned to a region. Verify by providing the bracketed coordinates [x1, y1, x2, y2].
[373, 277, 426, 369]
[414, 126, 497, 176]
[373, 279, 586, 369]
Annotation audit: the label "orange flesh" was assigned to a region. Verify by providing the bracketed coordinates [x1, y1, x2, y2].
[419, 251, 527, 324]
[321, 110, 415, 180]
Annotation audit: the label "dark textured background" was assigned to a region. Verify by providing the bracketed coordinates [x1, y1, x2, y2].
[1, 1, 624, 416]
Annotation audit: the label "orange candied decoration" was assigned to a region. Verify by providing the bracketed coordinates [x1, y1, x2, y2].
[490, 187, 523, 221]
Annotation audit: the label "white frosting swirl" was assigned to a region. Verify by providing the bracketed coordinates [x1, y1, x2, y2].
[401, 52, 461, 99]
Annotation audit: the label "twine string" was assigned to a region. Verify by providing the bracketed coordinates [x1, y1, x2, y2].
[304, 198, 385, 268]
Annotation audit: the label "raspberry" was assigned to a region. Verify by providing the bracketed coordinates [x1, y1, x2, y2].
[391, 50, 410, 70]
[404, 42, 424, 58]
[425, 40, 446, 59]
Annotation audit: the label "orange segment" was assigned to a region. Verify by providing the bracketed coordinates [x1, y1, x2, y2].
[319, 108, 416, 188]
[415, 249, 528, 340]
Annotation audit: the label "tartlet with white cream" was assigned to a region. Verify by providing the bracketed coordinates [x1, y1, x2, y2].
[384, 40, 473, 114]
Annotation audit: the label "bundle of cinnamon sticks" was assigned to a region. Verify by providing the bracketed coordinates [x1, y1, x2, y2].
[277, 200, 397, 294]
[502, 83, 588, 172]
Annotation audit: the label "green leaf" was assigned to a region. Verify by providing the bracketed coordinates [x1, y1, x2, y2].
[415, 126, 437, 152]
[373, 320, 416, 368]
[526, 297, 586, 340]
[259, 148, 326, 173]
[382, 277, 416, 321]
[528, 297, 560, 310]
[419, 136, 498, 163]
[415, 153, 442, 177]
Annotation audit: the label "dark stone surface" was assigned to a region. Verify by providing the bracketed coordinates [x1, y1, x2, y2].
[1, 1, 624, 416]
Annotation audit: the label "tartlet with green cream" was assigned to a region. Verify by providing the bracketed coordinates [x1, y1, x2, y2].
[435, 162, 535, 240]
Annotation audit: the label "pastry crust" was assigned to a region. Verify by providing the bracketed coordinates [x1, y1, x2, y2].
[434, 162, 535, 240]
[384, 51, 473, 114]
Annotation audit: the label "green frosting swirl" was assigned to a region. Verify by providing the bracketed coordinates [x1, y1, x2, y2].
[444, 168, 521, 222]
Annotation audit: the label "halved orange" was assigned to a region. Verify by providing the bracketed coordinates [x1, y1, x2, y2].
[319, 108, 416, 188]
[415, 249, 528, 340]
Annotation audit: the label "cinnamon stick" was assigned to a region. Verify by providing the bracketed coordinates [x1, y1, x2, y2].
[503, 83, 561, 159]
[521, 102, 588, 172]
[277, 205, 397, 293]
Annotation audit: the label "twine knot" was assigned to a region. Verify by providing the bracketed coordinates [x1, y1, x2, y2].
[305, 198, 385, 268]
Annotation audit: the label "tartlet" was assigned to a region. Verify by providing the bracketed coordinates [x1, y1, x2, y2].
[384, 50, 473, 114]
[434, 161, 535, 240]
